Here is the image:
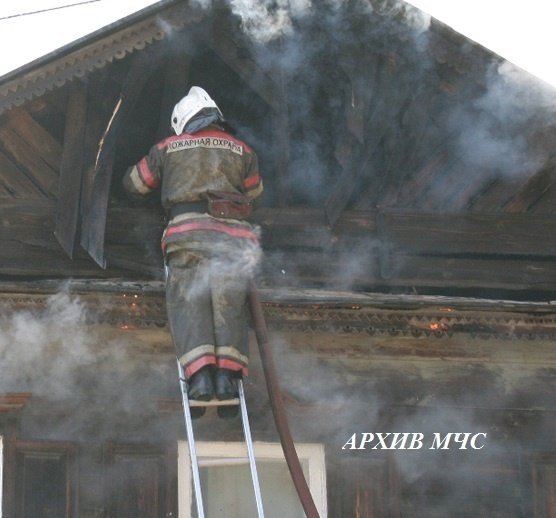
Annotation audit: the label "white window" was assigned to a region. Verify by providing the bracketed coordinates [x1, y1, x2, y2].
[178, 441, 327, 517]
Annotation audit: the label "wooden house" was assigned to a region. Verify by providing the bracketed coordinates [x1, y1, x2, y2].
[0, 0, 555, 516]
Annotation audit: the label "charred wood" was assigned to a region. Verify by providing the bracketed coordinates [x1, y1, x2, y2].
[0, 126, 58, 197]
[55, 83, 88, 258]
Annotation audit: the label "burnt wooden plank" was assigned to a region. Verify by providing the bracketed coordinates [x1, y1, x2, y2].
[0, 126, 58, 196]
[55, 84, 88, 258]
[79, 78, 115, 258]
[83, 156, 114, 268]
[398, 152, 457, 210]
[379, 210, 556, 257]
[270, 67, 292, 206]
[82, 45, 166, 268]
[470, 174, 537, 213]
[205, 19, 280, 111]
[325, 61, 378, 224]
[435, 160, 494, 212]
[503, 165, 556, 213]
[6, 107, 62, 170]
[531, 180, 556, 213]
[0, 152, 43, 198]
[155, 53, 191, 141]
[325, 135, 362, 225]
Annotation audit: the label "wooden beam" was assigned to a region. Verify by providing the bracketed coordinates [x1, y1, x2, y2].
[55, 83, 88, 258]
[2, 200, 556, 292]
[378, 210, 556, 257]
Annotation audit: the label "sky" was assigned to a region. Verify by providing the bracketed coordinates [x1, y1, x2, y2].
[0, 0, 555, 88]
[407, 0, 556, 88]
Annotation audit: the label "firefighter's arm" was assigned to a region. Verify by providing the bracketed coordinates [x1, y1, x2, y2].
[123, 146, 163, 197]
[242, 151, 263, 207]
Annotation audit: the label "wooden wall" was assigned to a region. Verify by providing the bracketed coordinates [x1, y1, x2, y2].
[0, 289, 555, 516]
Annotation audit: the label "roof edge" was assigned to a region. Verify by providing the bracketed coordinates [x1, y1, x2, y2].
[0, 0, 181, 85]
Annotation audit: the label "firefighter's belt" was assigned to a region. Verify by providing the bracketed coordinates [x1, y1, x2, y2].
[168, 201, 208, 218]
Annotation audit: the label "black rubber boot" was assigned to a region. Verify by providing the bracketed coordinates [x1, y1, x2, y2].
[188, 367, 214, 400]
[187, 367, 214, 419]
[214, 369, 239, 418]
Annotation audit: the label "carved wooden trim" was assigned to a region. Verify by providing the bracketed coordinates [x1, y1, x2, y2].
[0, 4, 197, 114]
[0, 287, 554, 341]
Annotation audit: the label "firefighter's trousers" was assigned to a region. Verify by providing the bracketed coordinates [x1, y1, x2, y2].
[165, 248, 251, 379]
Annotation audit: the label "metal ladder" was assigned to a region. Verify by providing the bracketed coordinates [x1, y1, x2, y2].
[177, 360, 265, 518]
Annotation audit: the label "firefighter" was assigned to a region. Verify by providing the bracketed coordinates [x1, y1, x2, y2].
[123, 86, 263, 417]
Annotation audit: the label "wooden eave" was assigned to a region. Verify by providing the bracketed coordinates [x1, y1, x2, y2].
[0, 0, 190, 115]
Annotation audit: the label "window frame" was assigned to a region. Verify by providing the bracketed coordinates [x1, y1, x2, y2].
[13, 440, 77, 518]
[0, 435, 3, 518]
[177, 440, 327, 517]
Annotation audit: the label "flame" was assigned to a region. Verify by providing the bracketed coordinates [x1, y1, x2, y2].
[429, 321, 448, 334]
[120, 324, 136, 331]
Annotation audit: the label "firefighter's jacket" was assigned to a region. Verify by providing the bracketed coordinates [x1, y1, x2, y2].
[123, 126, 263, 255]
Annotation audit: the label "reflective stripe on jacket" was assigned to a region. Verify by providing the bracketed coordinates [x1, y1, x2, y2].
[123, 125, 263, 254]
[123, 126, 263, 208]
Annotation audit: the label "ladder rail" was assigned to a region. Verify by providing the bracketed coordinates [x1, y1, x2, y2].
[238, 379, 265, 518]
[177, 361, 265, 518]
[177, 360, 205, 518]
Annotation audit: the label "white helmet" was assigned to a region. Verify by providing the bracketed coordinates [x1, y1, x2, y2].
[171, 86, 222, 135]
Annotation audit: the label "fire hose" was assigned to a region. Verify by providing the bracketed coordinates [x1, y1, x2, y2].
[248, 283, 320, 518]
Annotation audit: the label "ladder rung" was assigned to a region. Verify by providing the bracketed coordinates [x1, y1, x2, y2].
[198, 457, 250, 467]
[189, 398, 240, 407]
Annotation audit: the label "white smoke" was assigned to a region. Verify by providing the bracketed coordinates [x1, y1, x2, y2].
[452, 61, 554, 181]
[169, 236, 262, 301]
[0, 292, 95, 400]
[0, 291, 175, 440]
[189, 0, 430, 45]
[190, 0, 310, 42]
